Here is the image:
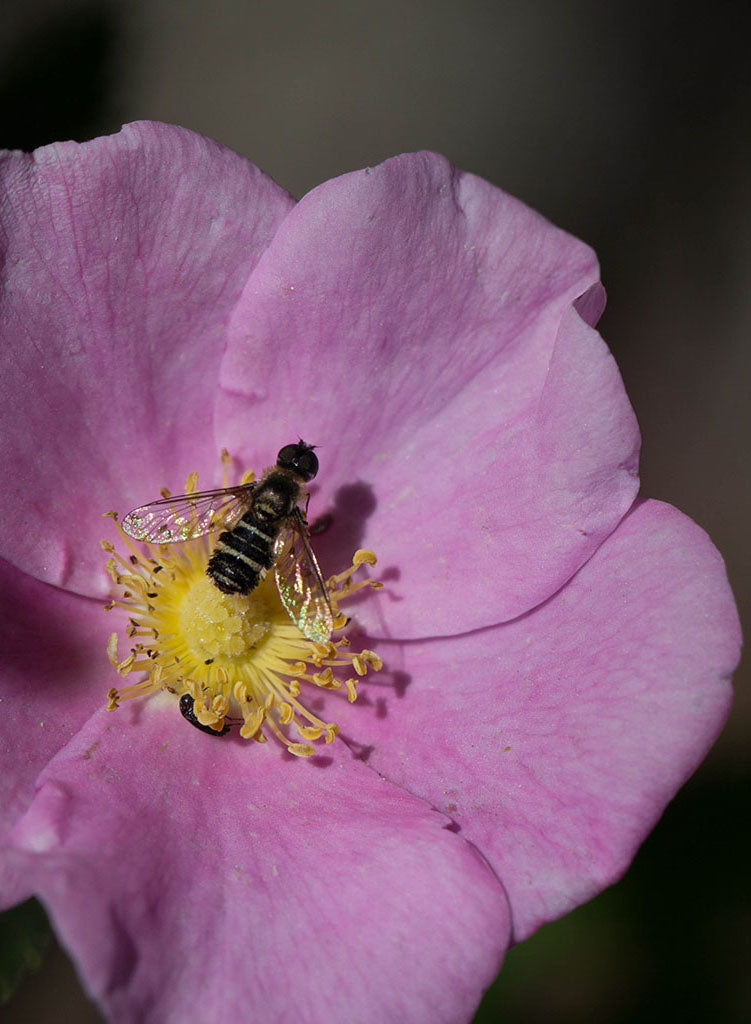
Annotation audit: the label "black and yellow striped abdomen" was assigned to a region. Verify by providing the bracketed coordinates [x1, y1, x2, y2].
[206, 471, 300, 595]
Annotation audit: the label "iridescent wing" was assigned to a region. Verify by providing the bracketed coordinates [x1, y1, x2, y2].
[274, 508, 334, 643]
[122, 484, 256, 543]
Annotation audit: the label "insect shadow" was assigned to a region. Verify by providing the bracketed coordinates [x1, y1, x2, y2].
[307, 480, 377, 577]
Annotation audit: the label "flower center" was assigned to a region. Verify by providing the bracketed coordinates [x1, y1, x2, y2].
[177, 575, 273, 663]
[103, 460, 382, 756]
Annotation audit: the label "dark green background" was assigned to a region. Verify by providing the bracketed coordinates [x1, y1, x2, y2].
[2, 2, 748, 1020]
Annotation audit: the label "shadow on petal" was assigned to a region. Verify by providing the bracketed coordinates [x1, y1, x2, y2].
[312, 479, 378, 573]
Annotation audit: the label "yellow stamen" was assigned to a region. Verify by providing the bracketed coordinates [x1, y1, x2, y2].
[103, 461, 382, 755]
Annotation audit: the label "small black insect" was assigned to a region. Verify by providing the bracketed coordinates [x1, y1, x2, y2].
[179, 693, 231, 737]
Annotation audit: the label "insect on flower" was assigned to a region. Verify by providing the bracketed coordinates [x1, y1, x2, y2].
[122, 440, 334, 645]
[105, 440, 384, 747]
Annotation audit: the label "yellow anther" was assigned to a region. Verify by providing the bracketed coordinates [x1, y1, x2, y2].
[115, 651, 134, 674]
[194, 698, 218, 727]
[360, 650, 383, 671]
[212, 695, 230, 717]
[240, 703, 266, 739]
[288, 743, 316, 758]
[106, 633, 119, 666]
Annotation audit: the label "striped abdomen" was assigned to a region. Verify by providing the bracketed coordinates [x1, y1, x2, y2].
[206, 473, 299, 595]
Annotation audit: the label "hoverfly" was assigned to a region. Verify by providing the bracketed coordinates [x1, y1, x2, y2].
[122, 441, 334, 644]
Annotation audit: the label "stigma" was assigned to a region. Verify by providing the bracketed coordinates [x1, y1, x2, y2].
[102, 469, 382, 757]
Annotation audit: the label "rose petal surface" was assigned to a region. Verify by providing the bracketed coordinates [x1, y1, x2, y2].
[3, 702, 510, 1024]
[215, 152, 639, 636]
[0, 559, 103, 847]
[315, 500, 739, 940]
[0, 121, 294, 596]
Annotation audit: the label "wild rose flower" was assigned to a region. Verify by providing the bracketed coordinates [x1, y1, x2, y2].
[0, 123, 740, 1022]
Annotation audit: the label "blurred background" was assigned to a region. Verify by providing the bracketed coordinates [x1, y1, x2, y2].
[1, 1, 748, 1020]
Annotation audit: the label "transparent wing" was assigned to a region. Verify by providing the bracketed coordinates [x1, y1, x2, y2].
[122, 484, 256, 543]
[274, 509, 334, 643]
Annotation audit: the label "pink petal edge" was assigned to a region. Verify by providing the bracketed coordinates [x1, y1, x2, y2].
[3, 702, 511, 1024]
[310, 499, 740, 940]
[215, 152, 639, 637]
[0, 121, 294, 597]
[0, 557, 106, 848]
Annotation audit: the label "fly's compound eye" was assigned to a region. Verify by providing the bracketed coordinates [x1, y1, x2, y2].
[295, 447, 319, 481]
[277, 444, 299, 469]
[277, 442, 319, 482]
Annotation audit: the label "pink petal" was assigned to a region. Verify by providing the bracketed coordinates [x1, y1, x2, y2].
[215, 153, 639, 637]
[0, 122, 294, 597]
[319, 500, 739, 940]
[3, 705, 510, 1024]
[0, 559, 104, 847]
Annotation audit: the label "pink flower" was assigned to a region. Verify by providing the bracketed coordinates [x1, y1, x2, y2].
[0, 122, 740, 1022]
